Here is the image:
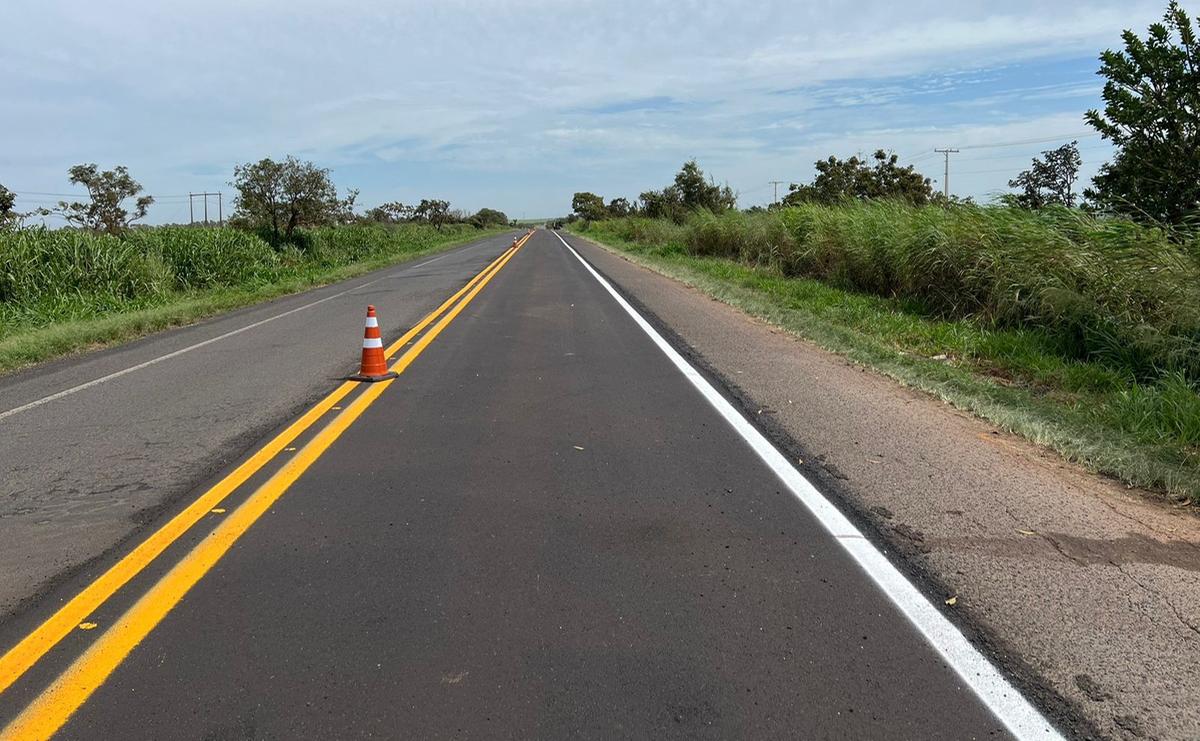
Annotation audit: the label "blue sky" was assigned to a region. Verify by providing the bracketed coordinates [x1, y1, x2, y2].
[3, 0, 1192, 222]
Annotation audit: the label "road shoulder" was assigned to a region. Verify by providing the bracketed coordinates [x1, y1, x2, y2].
[564, 231, 1200, 741]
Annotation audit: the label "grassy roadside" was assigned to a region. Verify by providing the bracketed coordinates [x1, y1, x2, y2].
[0, 226, 509, 375]
[569, 222, 1200, 503]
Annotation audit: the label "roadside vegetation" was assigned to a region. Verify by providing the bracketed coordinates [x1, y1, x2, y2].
[0, 157, 512, 373]
[564, 3, 1200, 501]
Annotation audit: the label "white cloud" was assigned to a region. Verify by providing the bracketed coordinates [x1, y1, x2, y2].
[1, 0, 1184, 216]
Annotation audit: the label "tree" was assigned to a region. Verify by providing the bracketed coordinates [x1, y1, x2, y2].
[783, 150, 934, 206]
[364, 201, 414, 224]
[638, 188, 683, 221]
[1007, 142, 1082, 208]
[672, 160, 736, 212]
[413, 198, 453, 229]
[55, 164, 153, 234]
[607, 197, 631, 217]
[0, 183, 16, 227]
[1085, 1, 1200, 225]
[230, 156, 357, 244]
[469, 207, 509, 228]
[571, 192, 608, 221]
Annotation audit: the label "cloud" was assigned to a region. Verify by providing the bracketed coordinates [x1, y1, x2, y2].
[1, 0, 1182, 217]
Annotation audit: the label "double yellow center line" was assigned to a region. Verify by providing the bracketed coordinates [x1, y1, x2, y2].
[0, 232, 531, 740]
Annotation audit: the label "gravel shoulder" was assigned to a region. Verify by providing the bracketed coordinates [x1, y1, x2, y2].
[564, 231, 1200, 740]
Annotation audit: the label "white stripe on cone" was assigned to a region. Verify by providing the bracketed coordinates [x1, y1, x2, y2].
[365, 317, 379, 328]
[362, 337, 383, 348]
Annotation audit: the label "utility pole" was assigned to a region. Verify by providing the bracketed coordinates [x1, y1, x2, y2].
[769, 180, 785, 206]
[934, 149, 959, 199]
[189, 192, 224, 226]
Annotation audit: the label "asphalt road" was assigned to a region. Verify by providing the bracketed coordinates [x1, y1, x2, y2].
[0, 231, 520, 618]
[0, 230, 1057, 738]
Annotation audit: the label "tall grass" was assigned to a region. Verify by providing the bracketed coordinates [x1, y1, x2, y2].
[0, 223, 481, 340]
[587, 204, 1200, 383]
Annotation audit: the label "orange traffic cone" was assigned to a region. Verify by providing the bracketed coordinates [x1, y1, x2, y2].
[348, 305, 398, 382]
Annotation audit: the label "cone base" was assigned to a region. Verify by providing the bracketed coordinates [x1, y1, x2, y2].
[346, 371, 399, 383]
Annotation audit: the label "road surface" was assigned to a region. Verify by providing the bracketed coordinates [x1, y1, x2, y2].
[0, 230, 1058, 738]
[0, 231, 521, 618]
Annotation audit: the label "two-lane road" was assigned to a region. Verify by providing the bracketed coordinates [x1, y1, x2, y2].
[0, 230, 1058, 738]
[0, 232, 521, 618]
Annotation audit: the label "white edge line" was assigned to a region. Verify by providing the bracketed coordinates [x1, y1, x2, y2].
[0, 248, 470, 421]
[552, 229, 1061, 741]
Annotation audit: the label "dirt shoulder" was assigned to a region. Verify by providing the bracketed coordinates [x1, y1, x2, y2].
[565, 232, 1200, 740]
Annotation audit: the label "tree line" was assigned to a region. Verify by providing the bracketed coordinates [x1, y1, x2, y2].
[569, 1, 1200, 235]
[0, 156, 512, 242]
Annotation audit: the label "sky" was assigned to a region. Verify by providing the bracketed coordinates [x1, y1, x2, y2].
[3, 0, 1193, 223]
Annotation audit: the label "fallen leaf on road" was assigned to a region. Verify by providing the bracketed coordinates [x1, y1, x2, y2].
[78, 622, 97, 630]
[945, 596, 957, 606]
[211, 508, 226, 514]
[1017, 529, 1036, 536]
[573, 445, 584, 451]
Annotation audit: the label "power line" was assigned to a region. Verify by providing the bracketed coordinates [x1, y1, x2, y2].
[958, 132, 1100, 150]
[956, 142, 1112, 164]
[955, 167, 1031, 176]
[903, 132, 1103, 165]
[11, 190, 89, 197]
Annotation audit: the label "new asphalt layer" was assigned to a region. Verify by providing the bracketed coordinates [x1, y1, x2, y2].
[0, 231, 1056, 738]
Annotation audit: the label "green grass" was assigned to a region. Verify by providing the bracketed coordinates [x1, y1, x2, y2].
[571, 210, 1200, 503]
[0, 223, 507, 373]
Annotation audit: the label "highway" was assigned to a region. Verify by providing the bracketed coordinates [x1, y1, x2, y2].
[0, 230, 1058, 738]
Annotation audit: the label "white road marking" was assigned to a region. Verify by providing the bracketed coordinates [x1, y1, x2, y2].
[553, 229, 1061, 740]
[0, 250, 465, 421]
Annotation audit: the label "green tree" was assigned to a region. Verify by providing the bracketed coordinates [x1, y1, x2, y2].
[0, 183, 17, 227]
[364, 201, 414, 224]
[469, 207, 509, 228]
[607, 197, 631, 217]
[1085, 1, 1200, 225]
[230, 156, 357, 245]
[1008, 142, 1083, 208]
[413, 198, 453, 230]
[784, 150, 933, 206]
[571, 192, 608, 221]
[56, 164, 154, 234]
[672, 160, 736, 212]
[638, 188, 683, 221]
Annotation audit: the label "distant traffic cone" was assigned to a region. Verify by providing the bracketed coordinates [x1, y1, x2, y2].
[347, 305, 398, 382]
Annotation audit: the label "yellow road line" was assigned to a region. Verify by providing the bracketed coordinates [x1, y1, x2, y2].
[0, 235, 527, 741]
[0, 238, 522, 699]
